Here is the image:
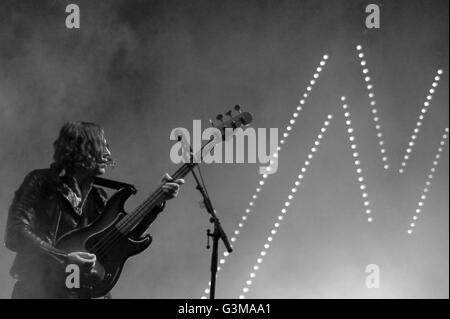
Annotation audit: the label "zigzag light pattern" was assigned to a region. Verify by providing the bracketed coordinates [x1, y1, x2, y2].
[399, 69, 444, 173]
[355, 45, 390, 170]
[200, 47, 447, 298]
[407, 127, 449, 234]
[200, 54, 331, 299]
[355, 45, 444, 174]
[341, 96, 374, 222]
[238, 98, 375, 298]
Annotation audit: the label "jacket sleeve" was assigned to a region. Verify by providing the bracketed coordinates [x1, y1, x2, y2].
[4, 172, 68, 263]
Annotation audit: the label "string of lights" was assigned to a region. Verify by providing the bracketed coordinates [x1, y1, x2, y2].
[237, 114, 334, 299]
[238, 98, 377, 298]
[341, 96, 374, 223]
[200, 54, 331, 298]
[355, 45, 444, 174]
[407, 127, 449, 234]
[236, 96, 447, 297]
[356, 44, 390, 170]
[399, 70, 444, 174]
[200, 46, 446, 298]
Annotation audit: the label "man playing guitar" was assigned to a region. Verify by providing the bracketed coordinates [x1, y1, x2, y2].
[5, 121, 184, 298]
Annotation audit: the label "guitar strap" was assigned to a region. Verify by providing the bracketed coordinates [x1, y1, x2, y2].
[93, 176, 137, 194]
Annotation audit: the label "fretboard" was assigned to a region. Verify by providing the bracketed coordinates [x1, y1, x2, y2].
[115, 162, 195, 235]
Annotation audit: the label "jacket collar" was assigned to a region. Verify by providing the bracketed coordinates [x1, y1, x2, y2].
[53, 168, 93, 216]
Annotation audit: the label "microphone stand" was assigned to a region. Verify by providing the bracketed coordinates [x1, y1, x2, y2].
[189, 166, 233, 299]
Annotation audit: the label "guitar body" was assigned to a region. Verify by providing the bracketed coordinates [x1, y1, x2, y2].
[56, 187, 152, 298]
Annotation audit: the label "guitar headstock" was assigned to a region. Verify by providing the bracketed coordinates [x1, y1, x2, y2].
[182, 105, 253, 163]
[210, 105, 253, 141]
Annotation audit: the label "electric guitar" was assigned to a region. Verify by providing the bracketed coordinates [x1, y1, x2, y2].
[55, 106, 253, 298]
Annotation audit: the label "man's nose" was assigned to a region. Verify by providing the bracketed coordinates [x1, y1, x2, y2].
[102, 147, 111, 160]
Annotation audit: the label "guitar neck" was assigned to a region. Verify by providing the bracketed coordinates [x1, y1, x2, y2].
[115, 162, 196, 235]
[113, 109, 253, 236]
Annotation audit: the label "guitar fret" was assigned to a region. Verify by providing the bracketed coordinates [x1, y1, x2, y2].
[111, 111, 252, 236]
[116, 163, 194, 234]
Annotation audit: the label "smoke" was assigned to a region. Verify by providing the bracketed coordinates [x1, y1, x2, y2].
[0, 0, 448, 298]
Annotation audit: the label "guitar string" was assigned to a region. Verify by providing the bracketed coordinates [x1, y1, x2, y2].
[90, 189, 164, 257]
[93, 188, 165, 258]
[89, 159, 192, 256]
[91, 164, 190, 257]
[115, 164, 192, 232]
[91, 164, 192, 258]
[89, 120, 245, 259]
[89, 166, 185, 256]
[93, 185, 174, 257]
[90, 136, 214, 256]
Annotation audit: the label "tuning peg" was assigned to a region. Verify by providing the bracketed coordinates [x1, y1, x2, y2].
[216, 114, 224, 122]
[234, 105, 241, 113]
[226, 110, 233, 118]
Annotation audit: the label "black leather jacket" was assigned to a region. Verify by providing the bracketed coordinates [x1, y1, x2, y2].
[5, 168, 162, 289]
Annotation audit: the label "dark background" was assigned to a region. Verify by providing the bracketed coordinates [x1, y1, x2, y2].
[0, 0, 448, 298]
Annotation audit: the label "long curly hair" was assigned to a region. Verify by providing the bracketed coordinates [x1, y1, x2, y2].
[51, 121, 114, 173]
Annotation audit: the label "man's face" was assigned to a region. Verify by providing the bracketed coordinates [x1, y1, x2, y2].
[94, 144, 111, 175]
